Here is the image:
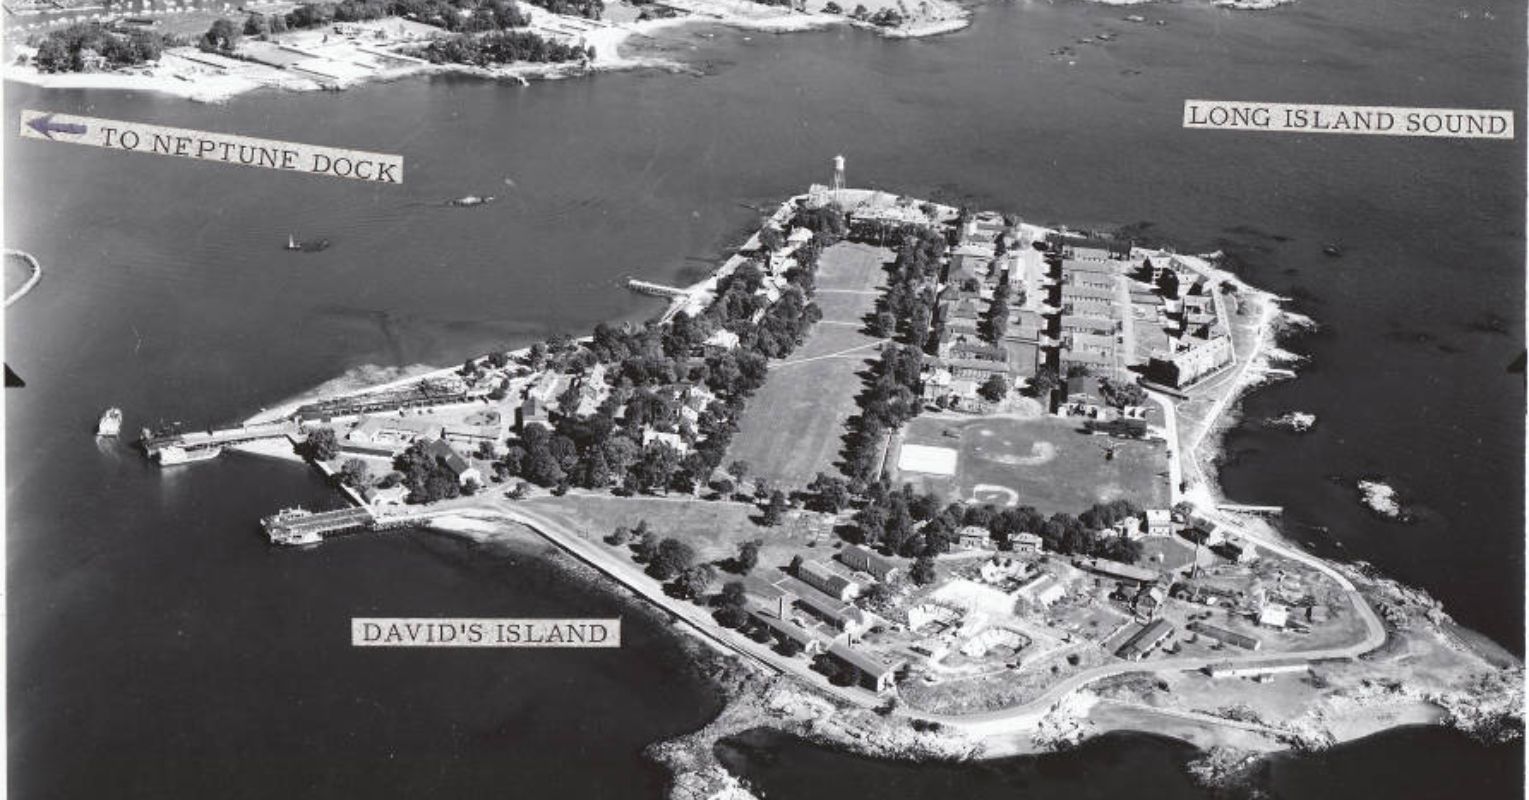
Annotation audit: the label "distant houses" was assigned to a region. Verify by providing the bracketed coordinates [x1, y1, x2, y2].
[420, 438, 481, 487]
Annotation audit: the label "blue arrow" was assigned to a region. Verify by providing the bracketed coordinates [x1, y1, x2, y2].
[27, 113, 88, 140]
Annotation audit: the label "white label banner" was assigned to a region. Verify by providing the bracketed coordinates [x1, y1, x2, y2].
[352, 618, 622, 648]
[1183, 100, 1514, 139]
[19, 109, 405, 182]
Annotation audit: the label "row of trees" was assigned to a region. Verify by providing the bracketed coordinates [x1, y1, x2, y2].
[841, 343, 925, 482]
[281, 0, 541, 32]
[836, 480, 1148, 564]
[32, 24, 166, 72]
[413, 29, 592, 65]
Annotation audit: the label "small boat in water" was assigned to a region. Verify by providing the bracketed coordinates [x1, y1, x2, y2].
[1322, 243, 1344, 257]
[449, 195, 497, 208]
[97, 407, 123, 437]
[285, 234, 331, 253]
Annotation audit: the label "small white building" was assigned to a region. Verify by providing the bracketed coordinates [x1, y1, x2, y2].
[1145, 509, 1173, 537]
[1258, 603, 1290, 629]
[1011, 532, 1044, 553]
[703, 328, 741, 353]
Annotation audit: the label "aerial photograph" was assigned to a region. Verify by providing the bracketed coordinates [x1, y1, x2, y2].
[2, 0, 1523, 793]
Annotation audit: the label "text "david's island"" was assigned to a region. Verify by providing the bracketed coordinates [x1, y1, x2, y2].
[1183, 100, 1514, 139]
[353, 618, 621, 648]
[19, 109, 404, 183]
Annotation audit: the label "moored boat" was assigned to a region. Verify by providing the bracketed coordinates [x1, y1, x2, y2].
[157, 444, 222, 465]
[96, 407, 123, 437]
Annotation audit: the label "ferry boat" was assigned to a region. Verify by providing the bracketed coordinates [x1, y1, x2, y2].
[96, 407, 123, 437]
[157, 444, 222, 466]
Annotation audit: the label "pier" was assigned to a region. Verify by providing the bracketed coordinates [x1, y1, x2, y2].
[261, 504, 444, 545]
[1217, 504, 1284, 517]
[141, 419, 300, 458]
[626, 278, 691, 299]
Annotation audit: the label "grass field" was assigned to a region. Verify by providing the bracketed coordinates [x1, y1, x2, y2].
[891, 415, 1172, 515]
[523, 493, 838, 574]
[726, 243, 894, 489]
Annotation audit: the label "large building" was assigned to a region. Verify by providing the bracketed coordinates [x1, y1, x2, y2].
[837, 544, 902, 582]
[797, 560, 862, 601]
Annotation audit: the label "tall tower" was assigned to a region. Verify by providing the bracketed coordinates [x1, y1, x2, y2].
[832, 154, 845, 193]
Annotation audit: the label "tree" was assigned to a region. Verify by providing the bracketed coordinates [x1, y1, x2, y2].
[736, 539, 762, 573]
[808, 472, 851, 512]
[528, 341, 548, 369]
[300, 427, 339, 462]
[719, 580, 748, 608]
[1028, 365, 1060, 399]
[651, 537, 696, 581]
[676, 564, 716, 600]
[200, 17, 240, 53]
[728, 460, 750, 484]
[979, 374, 1009, 403]
[338, 458, 370, 487]
[716, 603, 750, 629]
[761, 490, 788, 527]
[1156, 267, 1180, 299]
[911, 555, 937, 585]
[635, 528, 662, 562]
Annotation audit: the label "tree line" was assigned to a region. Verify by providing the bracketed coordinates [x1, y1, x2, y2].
[31, 23, 167, 73]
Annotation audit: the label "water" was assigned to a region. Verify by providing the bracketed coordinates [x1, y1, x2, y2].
[6, 0, 1522, 794]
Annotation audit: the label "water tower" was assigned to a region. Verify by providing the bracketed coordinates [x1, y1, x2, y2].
[832, 154, 845, 193]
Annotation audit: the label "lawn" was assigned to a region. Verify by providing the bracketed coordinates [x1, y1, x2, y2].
[522, 493, 839, 575]
[891, 415, 1172, 516]
[726, 243, 894, 489]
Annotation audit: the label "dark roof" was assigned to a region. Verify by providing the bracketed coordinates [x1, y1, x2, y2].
[422, 438, 471, 476]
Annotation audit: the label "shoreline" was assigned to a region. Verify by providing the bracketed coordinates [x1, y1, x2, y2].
[3, 1, 969, 105]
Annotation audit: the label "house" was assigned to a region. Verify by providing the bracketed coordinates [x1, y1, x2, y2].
[1075, 556, 1159, 586]
[1146, 334, 1233, 388]
[792, 587, 873, 637]
[744, 574, 796, 618]
[1011, 532, 1044, 553]
[1188, 622, 1261, 651]
[979, 557, 1026, 584]
[797, 560, 862, 601]
[956, 526, 991, 550]
[748, 606, 826, 655]
[343, 415, 445, 457]
[700, 328, 736, 356]
[827, 642, 902, 694]
[1132, 585, 1167, 618]
[361, 484, 410, 507]
[1017, 573, 1066, 607]
[641, 428, 691, 456]
[517, 396, 551, 432]
[1115, 618, 1173, 660]
[838, 544, 901, 582]
[1114, 516, 1143, 540]
[421, 438, 481, 488]
[1145, 509, 1174, 537]
[1205, 658, 1309, 679]
[1258, 603, 1290, 629]
[1307, 604, 1330, 624]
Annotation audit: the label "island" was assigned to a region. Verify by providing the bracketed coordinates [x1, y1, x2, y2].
[135, 169, 1523, 798]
